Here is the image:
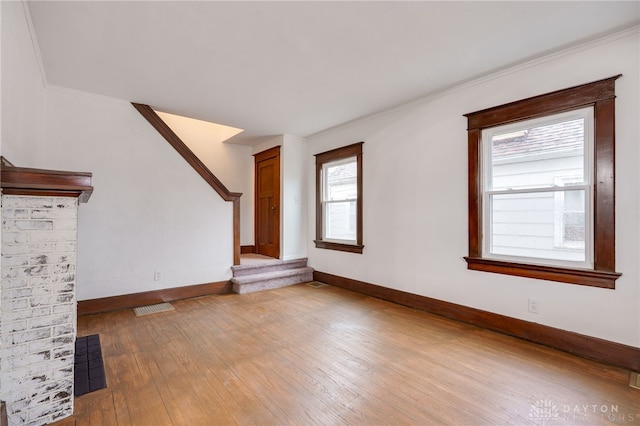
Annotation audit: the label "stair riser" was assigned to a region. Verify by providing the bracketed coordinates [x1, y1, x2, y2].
[232, 271, 313, 294]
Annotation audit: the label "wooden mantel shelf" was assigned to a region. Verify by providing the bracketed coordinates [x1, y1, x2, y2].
[1, 158, 93, 203]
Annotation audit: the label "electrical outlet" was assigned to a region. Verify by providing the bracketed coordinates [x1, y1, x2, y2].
[528, 298, 539, 314]
[154, 271, 162, 281]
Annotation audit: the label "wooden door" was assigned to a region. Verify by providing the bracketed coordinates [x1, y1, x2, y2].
[255, 146, 280, 258]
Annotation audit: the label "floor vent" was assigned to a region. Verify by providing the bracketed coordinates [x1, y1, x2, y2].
[630, 372, 640, 390]
[133, 302, 174, 316]
[306, 281, 328, 288]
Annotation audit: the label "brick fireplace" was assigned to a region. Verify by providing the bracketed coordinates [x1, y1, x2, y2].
[1, 162, 92, 425]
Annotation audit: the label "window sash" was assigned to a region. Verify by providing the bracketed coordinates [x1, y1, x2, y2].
[321, 156, 357, 202]
[483, 187, 593, 268]
[322, 199, 357, 243]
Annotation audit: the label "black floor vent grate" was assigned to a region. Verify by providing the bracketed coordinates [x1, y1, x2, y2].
[74, 334, 107, 396]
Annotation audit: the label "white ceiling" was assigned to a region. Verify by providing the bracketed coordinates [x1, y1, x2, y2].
[27, 1, 640, 145]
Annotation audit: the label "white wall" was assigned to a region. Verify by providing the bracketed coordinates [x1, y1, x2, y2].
[307, 29, 640, 348]
[1, 1, 45, 166]
[42, 89, 234, 300]
[281, 135, 307, 260]
[155, 111, 255, 246]
[2, 4, 235, 300]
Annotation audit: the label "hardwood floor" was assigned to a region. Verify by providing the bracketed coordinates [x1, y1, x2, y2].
[55, 284, 638, 425]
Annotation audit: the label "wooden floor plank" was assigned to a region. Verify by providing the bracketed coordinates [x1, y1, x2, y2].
[54, 284, 639, 425]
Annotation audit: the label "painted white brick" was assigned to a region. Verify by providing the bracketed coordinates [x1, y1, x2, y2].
[27, 400, 60, 423]
[29, 358, 72, 377]
[4, 265, 51, 279]
[28, 338, 56, 354]
[51, 336, 74, 347]
[28, 373, 50, 384]
[6, 298, 29, 310]
[13, 220, 54, 231]
[9, 351, 51, 369]
[27, 360, 58, 376]
[31, 307, 52, 317]
[2, 243, 30, 255]
[56, 293, 74, 304]
[30, 314, 72, 329]
[8, 321, 28, 333]
[30, 285, 51, 297]
[51, 366, 73, 380]
[53, 219, 77, 230]
[7, 308, 34, 321]
[52, 325, 74, 337]
[3, 344, 27, 359]
[7, 396, 31, 416]
[1, 196, 54, 209]
[1, 195, 79, 424]
[3, 278, 29, 290]
[53, 263, 75, 275]
[29, 230, 76, 243]
[54, 283, 74, 295]
[4, 369, 28, 384]
[30, 295, 60, 308]
[54, 198, 78, 209]
[9, 288, 32, 299]
[10, 320, 28, 333]
[29, 209, 76, 220]
[52, 242, 76, 253]
[28, 243, 53, 253]
[50, 253, 76, 264]
[2, 255, 29, 267]
[28, 254, 49, 265]
[52, 347, 74, 360]
[29, 274, 64, 286]
[52, 304, 74, 314]
[11, 328, 51, 345]
[3, 232, 28, 243]
[2, 209, 29, 219]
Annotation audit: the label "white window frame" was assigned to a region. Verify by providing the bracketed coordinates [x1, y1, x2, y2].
[321, 156, 358, 244]
[481, 107, 594, 269]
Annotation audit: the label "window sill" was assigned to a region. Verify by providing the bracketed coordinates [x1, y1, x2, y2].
[314, 240, 364, 254]
[464, 257, 621, 289]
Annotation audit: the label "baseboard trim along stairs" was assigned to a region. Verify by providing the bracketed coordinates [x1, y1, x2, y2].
[231, 257, 313, 294]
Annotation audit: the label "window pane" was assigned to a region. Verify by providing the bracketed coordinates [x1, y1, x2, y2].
[562, 189, 585, 244]
[324, 157, 357, 201]
[489, 191, 586, 263]
[324, 201, 356, 241]
[490, 118, 585, 191]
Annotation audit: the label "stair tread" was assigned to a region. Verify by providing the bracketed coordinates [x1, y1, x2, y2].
[231, 267, 313, 284]
[231, 257, 308, 272]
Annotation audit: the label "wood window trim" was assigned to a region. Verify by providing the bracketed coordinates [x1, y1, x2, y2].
[314, 142, 364, 254]
[464, 75, 622, 289]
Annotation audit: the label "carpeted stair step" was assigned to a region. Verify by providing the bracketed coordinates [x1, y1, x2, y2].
[231, 267, 313, 294]
[231, 257, 309, 277]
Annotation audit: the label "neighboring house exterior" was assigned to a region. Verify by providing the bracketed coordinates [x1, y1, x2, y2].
[489, 118, 586, 264]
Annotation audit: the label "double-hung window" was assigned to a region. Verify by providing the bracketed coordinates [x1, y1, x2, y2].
[482, 107, 593, 267]
[465, 76, 621, 288]
[314, 142, 364, 253]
